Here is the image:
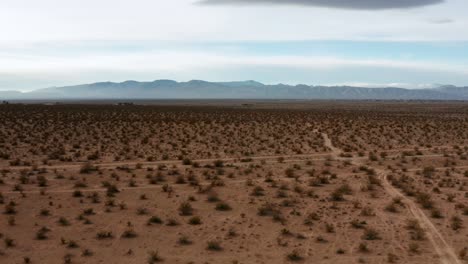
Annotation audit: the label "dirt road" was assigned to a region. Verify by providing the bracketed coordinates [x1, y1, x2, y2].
[321, 133, 462, 264]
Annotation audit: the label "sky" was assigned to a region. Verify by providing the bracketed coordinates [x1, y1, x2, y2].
[0, 0, 468, 91]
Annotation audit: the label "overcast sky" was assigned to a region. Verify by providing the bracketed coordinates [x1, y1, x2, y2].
[1, 0, 467, 91]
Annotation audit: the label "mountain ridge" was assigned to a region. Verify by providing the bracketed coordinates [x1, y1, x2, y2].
[1, 80, 468, 100]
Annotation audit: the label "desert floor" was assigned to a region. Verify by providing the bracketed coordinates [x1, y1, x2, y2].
[0, 101, 467, 264]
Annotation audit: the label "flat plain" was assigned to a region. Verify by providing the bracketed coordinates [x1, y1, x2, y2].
[0, 101, 467, 264]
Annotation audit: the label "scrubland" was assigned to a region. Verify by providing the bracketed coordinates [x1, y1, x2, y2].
[0, 102, 467, 264]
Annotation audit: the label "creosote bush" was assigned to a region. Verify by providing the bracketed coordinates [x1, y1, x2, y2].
[206, 240, 222, 251]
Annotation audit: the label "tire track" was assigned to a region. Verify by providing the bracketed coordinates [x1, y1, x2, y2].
[321, 132, 461, 264]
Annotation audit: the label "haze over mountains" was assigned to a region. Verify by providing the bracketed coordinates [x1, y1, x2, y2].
[1, 80, 468, 100]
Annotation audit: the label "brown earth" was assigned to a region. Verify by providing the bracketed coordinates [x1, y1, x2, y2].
[0, 101, 467, 264]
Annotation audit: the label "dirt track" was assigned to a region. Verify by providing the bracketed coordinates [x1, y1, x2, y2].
[2, 150, 447, 173]
[321, 133, 462, 264]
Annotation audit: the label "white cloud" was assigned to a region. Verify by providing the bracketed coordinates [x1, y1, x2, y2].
[0, 0, 467, 43]
[0, 0, 467, 89]
[2, 50, 466, 75]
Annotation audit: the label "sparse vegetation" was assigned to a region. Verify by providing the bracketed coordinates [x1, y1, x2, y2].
[206, 240, 222, 251]
[1, 103, 467, 263]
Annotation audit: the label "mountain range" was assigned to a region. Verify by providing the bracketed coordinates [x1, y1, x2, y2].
[1, 80, 468, 100]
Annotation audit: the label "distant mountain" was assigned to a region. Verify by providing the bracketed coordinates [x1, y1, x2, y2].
[0, 91, 25, 98]
[1, 80, 468, 100]
[434, 85, 468, 98]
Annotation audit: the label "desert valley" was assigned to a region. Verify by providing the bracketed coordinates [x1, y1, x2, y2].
[0, 101, 466, 264]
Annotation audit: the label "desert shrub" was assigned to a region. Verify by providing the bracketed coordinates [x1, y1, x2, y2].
[121, 228, 138, 238]
[72, 190, 83, 197]
[128, 179, 137, 187]
[96, 231, 113, 239]
[37, 175, 48, 187]
[178, 235, 192, 245]
[251, 186, 265, 196]
[387, 253, 398, 263]
[430, 208, 444, 218]
[63, 254, 72, 264]
[350, 219, 367, 229]
[358, 242, 369, 253]
[215, 202, 232, 211]
[206, 192, 220, 202]
[304, 212, 320, 226]
[39, 209, 50, 216]
[258, 203, 278, 216]
[80, 163, 97, 174]
[82, 249, 93, 256]
[162, 184, 171, 192]
[35, 227, 51, 240]
[325, 223, 335, 233]
[338, 183, 353, 195]
[4, 237, 14, 247]
[4, 203, 17, 214]
[286, 249, 303, 261]
[137, 207, 149, 215]
[74, 181, 88, 188]
[188, 216, 202, 225]
[276, 190, 288, 198]
[67, 240, 79, 248]
[8, 216, 15, 226]
[90, 192, 100, 203]
[228, 228, 237, 237]
[178, 202, 193, 216]
[459, 247, 467, 260]
[206, 240, 222, 251]
[422, 166, 435, 178]
[367, 175, 381, 186]
[82, 208, 95, 215]
[362, 228, 381, 240]
[360, 206, 375, 217]
[406, 220, 426, 240]
[105, 199, 116, 207]
[166, 218, 179, 226]
[408, 243, 420, 254]
[281, 228, 293, 236]
[330, 189, 345, 201]
[368, 152, 378, 161]
[58, 217, 70, 226]
[385, 202, 398, 213]
[415, 192, 434, 209]
[104, 183, 119, 197]
[147, 251, 163, 263]
[147, 216, 163, 225]
[451, 216, 463, 230]
[175, 175, 186, 184]
[285, 168, 295, 178]
[213, 160, 224, 167]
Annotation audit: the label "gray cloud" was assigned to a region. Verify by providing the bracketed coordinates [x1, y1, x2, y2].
[197, 0, 445, 10]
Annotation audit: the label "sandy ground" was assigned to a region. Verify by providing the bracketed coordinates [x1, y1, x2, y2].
[0, 102, 467, 264]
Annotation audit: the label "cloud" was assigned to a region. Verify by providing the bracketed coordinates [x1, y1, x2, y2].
[2, 49, 467, 77]
[198, 0, 445, 10]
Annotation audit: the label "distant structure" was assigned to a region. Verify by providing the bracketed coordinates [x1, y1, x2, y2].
[117, 102, 134, 106]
